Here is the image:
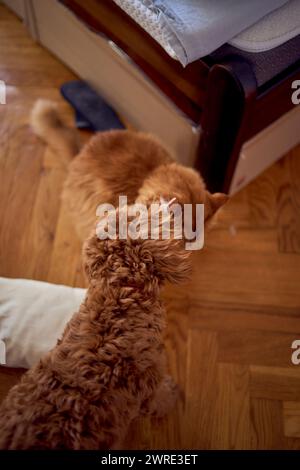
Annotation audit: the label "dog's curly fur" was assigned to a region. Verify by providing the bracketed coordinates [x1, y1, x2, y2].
[0, 100, 229, 449]
[0, 208, 191, 450]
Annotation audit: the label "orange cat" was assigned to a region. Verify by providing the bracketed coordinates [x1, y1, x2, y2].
[31, 100, 227, 241]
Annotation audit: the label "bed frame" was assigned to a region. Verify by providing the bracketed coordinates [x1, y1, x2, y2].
[61, 0, 300, 193]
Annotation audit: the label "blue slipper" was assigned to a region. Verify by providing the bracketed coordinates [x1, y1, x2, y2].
[60, 80, 125, 132]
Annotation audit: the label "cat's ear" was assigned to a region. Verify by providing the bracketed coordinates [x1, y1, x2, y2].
[206, 191, 228, 217]
[210, 192, 229, 211]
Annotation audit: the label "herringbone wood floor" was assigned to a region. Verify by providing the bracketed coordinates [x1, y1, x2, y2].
[0, 5, 300, 449]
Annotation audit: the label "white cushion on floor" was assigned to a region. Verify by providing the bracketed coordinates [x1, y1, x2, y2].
[0, 277, 86, 369]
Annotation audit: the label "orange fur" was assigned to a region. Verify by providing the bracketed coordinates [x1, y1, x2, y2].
[0, 209, 191, 449]
[31, 99, 80, 160]
[30, 100, 228, 241]
[0, 101, 230, 449]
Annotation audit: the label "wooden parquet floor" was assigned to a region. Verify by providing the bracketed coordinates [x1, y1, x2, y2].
[0, 5, 300, 449]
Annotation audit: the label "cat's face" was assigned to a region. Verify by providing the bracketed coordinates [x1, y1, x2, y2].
[137, 162, 228, 223]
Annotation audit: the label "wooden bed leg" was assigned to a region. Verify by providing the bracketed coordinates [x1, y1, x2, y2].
[196, 58, 257, 193]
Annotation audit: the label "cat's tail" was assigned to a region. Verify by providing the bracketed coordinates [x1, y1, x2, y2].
[30, 99, 81, 160]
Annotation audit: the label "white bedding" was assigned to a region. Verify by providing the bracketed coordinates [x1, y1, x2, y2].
[0, 277, 86, 368]
[113, 0, 297, 66]
[230, 0, 300, 52]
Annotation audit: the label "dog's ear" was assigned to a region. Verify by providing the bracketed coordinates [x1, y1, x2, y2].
[83, 205, 120, 280]
[82, 233, 107, 281]
[141, 237, 192, 284]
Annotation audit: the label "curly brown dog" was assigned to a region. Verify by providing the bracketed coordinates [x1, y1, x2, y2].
[0, 207, 191, 450]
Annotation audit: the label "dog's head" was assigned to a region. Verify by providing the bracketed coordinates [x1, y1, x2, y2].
[83, 204, 192, 286]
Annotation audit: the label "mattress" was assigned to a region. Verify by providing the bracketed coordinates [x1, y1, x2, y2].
[112, 0, 298, 66]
